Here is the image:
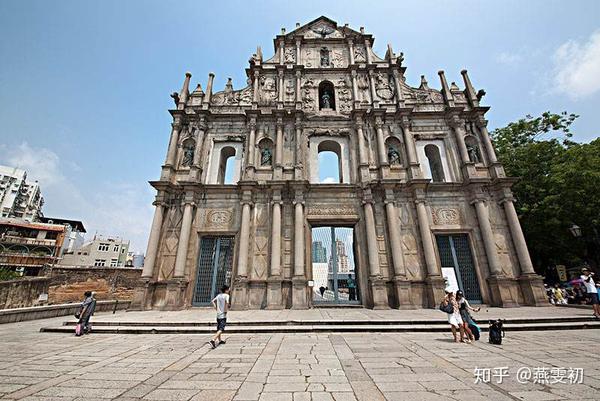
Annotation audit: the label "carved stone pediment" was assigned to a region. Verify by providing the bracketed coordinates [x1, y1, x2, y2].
[307, 128, 350, 137]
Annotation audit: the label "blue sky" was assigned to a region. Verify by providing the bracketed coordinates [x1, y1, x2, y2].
[1, 0, 599, 252]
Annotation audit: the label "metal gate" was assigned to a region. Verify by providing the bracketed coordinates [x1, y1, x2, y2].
[436, 234, 482, 303]
[192, 236, 234, 306]
[311, 227, 360, 304]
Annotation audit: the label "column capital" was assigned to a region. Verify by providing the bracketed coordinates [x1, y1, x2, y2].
[152, 200, 167, 207]
[498, 194, 516, 205]
[271, 200, 283, 206]
[399, 115, 411, 128]
[447, 114, 464, 129]
[277, 69, 284, 78]
[171, 121, 183, 130]
[292, 200, 305, 206]
[253, 70, 260, 78]
[470, 196, 487, 206]
[276, 117, 284, 127]
[240, 200, 254, 207]
[475, 116, 488, 128]
[414, 198, 428, 206]
[350, 69, 357, 77]
[295, 69, 302, 77]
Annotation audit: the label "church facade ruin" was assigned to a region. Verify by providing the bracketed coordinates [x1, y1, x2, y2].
[131, 16, 547, 310]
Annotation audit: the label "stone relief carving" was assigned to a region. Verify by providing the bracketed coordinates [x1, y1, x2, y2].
[307, 128, 350, 137]
[304, 49, 313, 67]
[354, 46, 366, 62]
[205, 209, 233, 228]
[301, 77, 316, 111]
[253, 236, 268, 279]
[337, 78, 352, 113]
[260, 147, 272, 166]
[431, 207, 462, 225]
[375, 73, 395, 101]
[357, 73, 370, 103]
[495, 232, 514, 277]
[211, 85, 252, 106]
[331, 50, 345, 68]
[320, 47, 330, 67]
[311, 24, 335, 38]
[307, 207, 357, 216]
[259, 76, 278, 104]
[181, 143, 195, 167]
[284, 48, 296, 64]
[284, 79, 295, 102]
[402, 233, 421, 279]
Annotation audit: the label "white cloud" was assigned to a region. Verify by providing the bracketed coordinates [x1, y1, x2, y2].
[321, 176, 336, 183]
[0, 142, 153, 252]
[495, 52, 522, 66]
[553, 30, 600, 99]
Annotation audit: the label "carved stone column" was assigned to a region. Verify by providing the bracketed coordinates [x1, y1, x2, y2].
[476, 117, 505, 179]
[278, 40, 284, 65]
[292, 191, 308, 309]
[448, 116, 476, 180]
[252, 70, 260, 104]
[295, 70, 302, 106]
[400, 116, 421, 179]
[174, 200, 195, 278]
[351, 70, 359, 107]
[347, 39, 355, 64]
[364, 38, 373, 64]
[232, 199, 252, 310]
[384, 192, 411, 308]
[391, 69, 404, 107]
[161, 118, 182, 180]
[363, 192, 389, 309]
[374, 116, 388, 167]
[295, 38, 301, 66]
[142, 200, 165, 278]
[294, 118, 304, 180]
[277, 69, 284, 104]
[267, 194, 283, 309]
[245, 118, 257, 179]
[190, 119, 207, 181]
[274, 117, 284, 179]
[472, 198, 502, 276]
[205, 73, 215, 105]
[368, 70, 379, 107]
[355, 116, 370, 182]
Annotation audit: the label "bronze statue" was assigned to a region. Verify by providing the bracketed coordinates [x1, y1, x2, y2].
[388, 146, 401, 165]
[321, 92, 331, 109]
[182, 144, 195, 167]
[261, 147, 272, 166]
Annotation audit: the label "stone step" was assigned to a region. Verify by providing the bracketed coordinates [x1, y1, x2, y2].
[40, 321, 600, 334]
[58, 315, 599, 327]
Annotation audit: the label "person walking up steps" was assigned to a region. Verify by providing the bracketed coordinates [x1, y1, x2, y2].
[581, 267, 600, 319]
[209, 285, 230, 349]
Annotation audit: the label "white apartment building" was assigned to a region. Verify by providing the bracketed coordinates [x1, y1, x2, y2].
[0, 165, 44, 221]
[60, 235, 130, 267]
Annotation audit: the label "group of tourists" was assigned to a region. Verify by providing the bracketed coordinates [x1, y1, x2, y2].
[440, 289, 481, 343]
[545, 268, 600, 317]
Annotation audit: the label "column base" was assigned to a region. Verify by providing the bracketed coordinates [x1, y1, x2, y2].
[487, 275, 520, 307]
[266, 278, 283, 309]
[392, 276, 413, 309]
[248, 281, 267, 309]
[291, 278, 309, 309]
[425, 275, 446, 308]
[160, 279, 188, 311]
[370, 277, 390, 309]
[231, 277, 249, 310]
[518, 273, 550, 306]
[129, 278, 153, 311]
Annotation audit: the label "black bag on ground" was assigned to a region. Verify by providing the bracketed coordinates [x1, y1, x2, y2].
[488, 319, 504, 345]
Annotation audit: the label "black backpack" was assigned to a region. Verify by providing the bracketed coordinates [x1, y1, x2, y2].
[488, 319, 504, 345]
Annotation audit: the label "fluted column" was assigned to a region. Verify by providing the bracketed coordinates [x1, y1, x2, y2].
[142, 201, 165, 278]
[476, 118, 498, 164]
[375, 118, 387, 166]
[368, 70, 378, 107]
[449, 117, 470, 165]
[236, 201, 252, 278]
[400, 117, 421, 179]
[293, 201, 305, 277]
[269, 201, 282, 277]
[415, 199, 439, 276]
[385, 200, 406, 277]
[347, 39, 355, 64]
[363, 201, 381, 277]
[503, 198, 535, 274]
[174, 201, 195, 278]
[164, 121, 182, 168]
[473, 199, 502, 276]
[355, 120, 368, 166]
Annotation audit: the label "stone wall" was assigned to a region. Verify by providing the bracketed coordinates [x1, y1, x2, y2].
[0, 277, 50, 309]
[48, 266, 142, 304]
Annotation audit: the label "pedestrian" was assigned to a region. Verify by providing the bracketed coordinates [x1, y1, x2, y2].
[581, 268, 600, 319]
[77, 291, 96, 335]
[441, 290, 465, 343]
[348, 274, 356, 301]
[553, 284, 567, 305]
[456, 290, 480, 343]
[209, 285, 230, 349]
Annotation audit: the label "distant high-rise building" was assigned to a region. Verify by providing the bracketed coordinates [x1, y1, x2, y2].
[0, 165, 44, 221]
[328, 239, 350, 273]
[311, 241, 327, 263]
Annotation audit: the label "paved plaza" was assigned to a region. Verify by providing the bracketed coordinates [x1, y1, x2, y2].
[1, 309, 600, 401]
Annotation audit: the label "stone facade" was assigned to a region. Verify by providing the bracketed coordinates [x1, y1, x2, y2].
[131, 16, 547, 311]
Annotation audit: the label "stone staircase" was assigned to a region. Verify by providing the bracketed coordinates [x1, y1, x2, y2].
[40, 315, 600, 334]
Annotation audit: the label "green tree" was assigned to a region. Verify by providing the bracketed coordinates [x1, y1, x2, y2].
[492, 112, 600, 278]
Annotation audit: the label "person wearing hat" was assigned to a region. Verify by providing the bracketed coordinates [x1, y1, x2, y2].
[581, 268, 600, 318]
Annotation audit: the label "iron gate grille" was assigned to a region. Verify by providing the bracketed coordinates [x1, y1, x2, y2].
[436, 234, 482, 303]
[193, 236, 234, 306]
[311, 227, 360, 304]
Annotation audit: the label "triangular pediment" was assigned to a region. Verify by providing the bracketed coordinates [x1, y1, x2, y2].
[286, 16, 362, 40]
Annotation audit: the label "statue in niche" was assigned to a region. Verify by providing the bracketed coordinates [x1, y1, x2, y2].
[467, 141, 481, 163]
[388, 146, 401, 165]
[260, 147, 272, 166]
[321, 91, 332, 109]
[354, 46, 366, 62]
[320, 47, 330, 67]
[284, 48, 296, 64]
[182, 143, 195, 167]
[285, 79, 295, 101]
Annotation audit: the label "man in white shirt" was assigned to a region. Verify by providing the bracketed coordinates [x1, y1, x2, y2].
[209, 285, 230, 349]
[581, 268, 599, 319]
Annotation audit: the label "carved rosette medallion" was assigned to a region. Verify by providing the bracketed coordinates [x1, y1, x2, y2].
[431, 207, 461, 226]
[206, 209, 233, 228]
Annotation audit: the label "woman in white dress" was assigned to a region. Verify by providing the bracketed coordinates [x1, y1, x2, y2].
[442, 291, 465, 343]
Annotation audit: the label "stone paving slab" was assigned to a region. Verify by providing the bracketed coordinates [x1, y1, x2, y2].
[1, 316, 599, 400]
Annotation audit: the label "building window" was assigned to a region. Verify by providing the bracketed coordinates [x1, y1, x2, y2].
[113, 244, 119, 252]
[94, 259, 106, 266]
[318, 81, 335, 110]
[98, 243, 109, 252]
[317, 140, 342, 183]
[121, 248, 126, 253]
[424, 144, 446, 182]
[218, 146, 237, 185]
[110, 258, 118, 267]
